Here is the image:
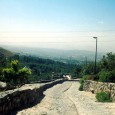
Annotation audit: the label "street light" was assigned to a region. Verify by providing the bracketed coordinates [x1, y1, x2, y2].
[93, 37, 98, 74]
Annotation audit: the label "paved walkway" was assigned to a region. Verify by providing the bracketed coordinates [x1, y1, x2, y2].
[17, 81, 115, 115]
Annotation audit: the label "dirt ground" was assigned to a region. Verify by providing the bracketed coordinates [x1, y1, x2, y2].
[17, 81, 115, 115]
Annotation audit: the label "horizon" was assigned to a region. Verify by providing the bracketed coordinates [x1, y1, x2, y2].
[0, 0, 115, 52]
[0, 44, 109, 54]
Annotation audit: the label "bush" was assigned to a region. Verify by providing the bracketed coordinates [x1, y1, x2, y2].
[98, 70, 110, 82]
[98, 70, 115, 83]
[96, 92, 112, 102]
[79, 78, 84, 91]
[2, 60, 32, 85]
[108, 69, 115, 82]
[79, 83, 84, 91]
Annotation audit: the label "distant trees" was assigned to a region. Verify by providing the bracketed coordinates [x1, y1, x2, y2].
[15, 55, 77, 80]
[81, 63, 94, 75]
[1, 54, 79, 82]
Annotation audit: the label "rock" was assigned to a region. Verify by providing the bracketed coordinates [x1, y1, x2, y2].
[0, 82, 7, 90]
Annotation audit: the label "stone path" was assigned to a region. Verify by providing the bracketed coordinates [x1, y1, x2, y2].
[17, 81, 115, 115]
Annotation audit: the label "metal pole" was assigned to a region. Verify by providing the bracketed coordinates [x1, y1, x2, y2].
[86, 56, 87, 67]
[93, 37, 98, 74]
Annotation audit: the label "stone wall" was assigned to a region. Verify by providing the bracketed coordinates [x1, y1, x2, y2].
[0, 79, 63, 114]
[83, 80, 115, 101]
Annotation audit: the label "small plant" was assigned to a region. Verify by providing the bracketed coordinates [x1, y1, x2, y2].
[96, 92, 112, 102]
[98, 70, 110, 82]
[79, 79, 84, 91]
[79, 83, 84, 91]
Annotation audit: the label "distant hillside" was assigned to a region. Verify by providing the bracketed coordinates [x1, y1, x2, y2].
[1, 45, 104, 63]
[0, 47, 13, 57]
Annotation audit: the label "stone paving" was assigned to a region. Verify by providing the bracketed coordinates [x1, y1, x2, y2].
[17, 81, 115, 115]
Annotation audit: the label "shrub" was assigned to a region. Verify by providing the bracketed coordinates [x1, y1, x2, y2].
[80, 78, 84, 84]
[79, 75, 94, 91]
[98, 70, 110, 82]
[98, 70, 115, 83]
[79, 78, 84, 91]
[108, 69, 115, 82]
[2, 60, 32, 85]
[96, 92, 112, 102]
[79, 83, 84, 91]
[18, 67, 32, 83]
[2, 68, 15, 82]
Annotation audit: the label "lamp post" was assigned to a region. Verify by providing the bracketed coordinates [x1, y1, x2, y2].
[93, 37, 98, 74]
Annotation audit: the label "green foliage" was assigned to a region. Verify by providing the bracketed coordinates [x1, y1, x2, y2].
[0, 55, 7, 67]
[1, 54, 77, 82]
[81, 52, 115, 83]
[98, 53, 115, 83]
[18, 67, 31, 83]
[79, 83, 84, 91]
[2, 60, 31, 85]
[100, 52, 115, 71]
[11, 60, 19, 72]
[80, 79, 84, 84]
[14, 55, 77, 81]
[75, 65, 82, 77]
[2, 68, 15, 82]
[96, 92, 112, 102]
[98, 69, 115, 82]
[98, 70, 110, 82]
[109, 69, 115, 82]
[0, 67, 3, 75]
[0, 75, 5, 81]
[79, 76, 85, 91]
[79, 75, 94, 91]
[82, 63, 94, 75]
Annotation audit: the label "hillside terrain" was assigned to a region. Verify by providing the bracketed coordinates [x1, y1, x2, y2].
[0, 47, 78, 82]
[0, 47, 13, 57]
[1, 45, 104, 64]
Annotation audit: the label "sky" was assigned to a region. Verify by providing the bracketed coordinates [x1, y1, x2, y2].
[0, 0, 115, 52]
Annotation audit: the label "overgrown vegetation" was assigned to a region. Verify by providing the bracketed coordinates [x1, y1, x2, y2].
[98, 52, 115, 82]
[81, 52, 115, 83]
[79, 52, 115, 93]
[0, 48, 80, 85]
[96, 92, 112, 102]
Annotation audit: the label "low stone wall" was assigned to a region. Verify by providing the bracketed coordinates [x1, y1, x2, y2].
[83, 80, 115, 101]
[0, 79, 64, 114]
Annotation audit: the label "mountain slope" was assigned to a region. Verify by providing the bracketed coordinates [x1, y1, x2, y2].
[0, 47, 13, 57]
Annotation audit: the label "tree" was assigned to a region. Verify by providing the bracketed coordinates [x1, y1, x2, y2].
[98, 52, 115, 83]
[2, 68, 15, 82]
[100, 52, 115, 71]
[11, 60, 19, 72]
[2, 60, 31, 85]
[18, 67, 31, 83]
[81, 63, 94, 75]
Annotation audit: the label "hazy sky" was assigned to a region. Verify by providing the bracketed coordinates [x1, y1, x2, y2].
[0, 0, 115, 52]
